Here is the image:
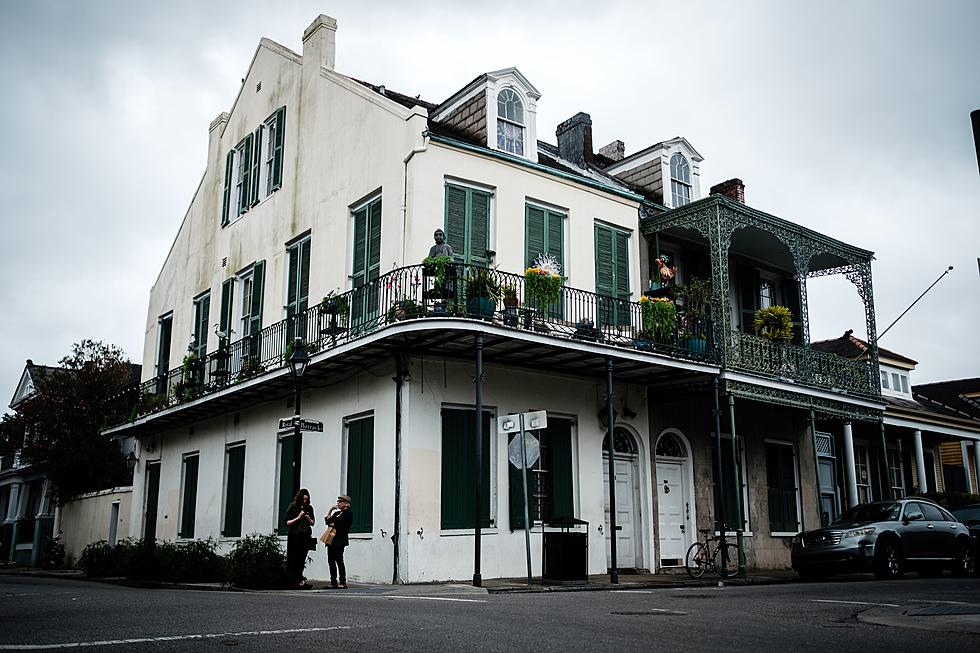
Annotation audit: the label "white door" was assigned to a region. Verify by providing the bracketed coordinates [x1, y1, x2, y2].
[656, 461, 689, 565]
[603, 457, 637, 568]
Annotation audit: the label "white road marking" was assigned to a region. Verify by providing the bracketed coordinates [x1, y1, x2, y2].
[0, 626, 353, 650]
[618, 590, 653, 594]
[811, 599, 900, 608]
[385, 595, 486, 603]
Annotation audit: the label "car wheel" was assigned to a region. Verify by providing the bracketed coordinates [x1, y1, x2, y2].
[873, 539, 903, 580]
[952, 541, 975, 578]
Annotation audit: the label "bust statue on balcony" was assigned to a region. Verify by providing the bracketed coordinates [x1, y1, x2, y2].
[428, 229, 454, 258]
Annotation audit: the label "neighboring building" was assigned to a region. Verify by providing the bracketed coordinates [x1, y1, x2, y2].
[812, 332, 980, 517]
[2, 361, 60, 565]
[104, 15, 887, 583]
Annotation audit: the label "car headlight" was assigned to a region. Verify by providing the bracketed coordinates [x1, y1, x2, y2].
[844, 526, 876, 539]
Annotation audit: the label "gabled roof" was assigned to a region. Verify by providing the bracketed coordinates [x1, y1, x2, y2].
[913, 378, 980, 421]
[600, 136, 704, 176]
[431, 67, 541, 122]
[810, 331, 917, 366]
[9, 360, 61, 410]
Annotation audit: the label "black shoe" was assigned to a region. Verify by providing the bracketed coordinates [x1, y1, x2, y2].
[298, 582, 314, 590]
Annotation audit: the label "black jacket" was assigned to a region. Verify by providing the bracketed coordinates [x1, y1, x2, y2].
[325, 508, 354, 547]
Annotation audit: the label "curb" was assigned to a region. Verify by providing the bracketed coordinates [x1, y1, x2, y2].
[484, 575, 798, 594]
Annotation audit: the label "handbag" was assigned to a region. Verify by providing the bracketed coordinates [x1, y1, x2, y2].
[308, 537, 317, 551]
[319, 527, 336, 545]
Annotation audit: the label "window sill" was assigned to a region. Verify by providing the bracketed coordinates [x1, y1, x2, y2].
[769, 531, 799, 538]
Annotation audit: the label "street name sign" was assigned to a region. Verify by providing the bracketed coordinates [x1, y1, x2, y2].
[277, 417, 324, 432]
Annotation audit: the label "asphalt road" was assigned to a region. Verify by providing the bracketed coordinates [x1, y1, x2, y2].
[1, 575, 978, 652]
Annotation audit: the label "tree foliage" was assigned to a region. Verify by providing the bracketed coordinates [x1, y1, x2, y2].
[4, 340, 134, 501]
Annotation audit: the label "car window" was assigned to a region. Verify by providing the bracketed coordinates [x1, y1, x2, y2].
[951, 506, 980, 523]
[903, 503, 924, 521]
[831, 502, 901, 525]
[919, 503, 945, 521]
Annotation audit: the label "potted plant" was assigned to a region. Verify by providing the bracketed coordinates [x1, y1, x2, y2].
[321, 290, 349, 317]
[754, 305, 794, 342]
[422, 255, 454, 300]
[236, 357, 265, 382]
[501, 284, 519, 326]
[677, 276, 711, 353]
[388, 298, 420, 321]
[640, 296, 677, 343]
[465, 268, 500, 320]
[524, 266, 562, 309]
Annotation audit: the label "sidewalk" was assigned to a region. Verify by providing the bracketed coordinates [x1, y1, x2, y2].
[480, 568, 800, 593]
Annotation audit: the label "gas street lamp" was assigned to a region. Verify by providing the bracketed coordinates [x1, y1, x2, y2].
[287, 338, 310, 496]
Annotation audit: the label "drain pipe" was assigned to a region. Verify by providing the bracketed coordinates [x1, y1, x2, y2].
[402, 135, 429, 265]
[392, 356, 407, 584]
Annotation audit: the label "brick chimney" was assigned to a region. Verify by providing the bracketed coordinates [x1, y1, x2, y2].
[710, 178, 745, 203]
[556, 112, 593, 168]
[598, 140, 625, 162]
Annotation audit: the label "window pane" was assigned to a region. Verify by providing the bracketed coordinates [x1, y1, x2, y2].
[900, 376, 909, 393]
[497, 120, 524, 155]
[496, 89, 524, 124]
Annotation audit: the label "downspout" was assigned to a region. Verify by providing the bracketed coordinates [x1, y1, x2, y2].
[392, 356, 407, 584]
[402, 135, 429, 266]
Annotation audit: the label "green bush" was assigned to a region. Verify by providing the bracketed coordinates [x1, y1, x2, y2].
[921, 491, 980, 509]
[77, 538, 139, 577]
[224, 533, 287, 589]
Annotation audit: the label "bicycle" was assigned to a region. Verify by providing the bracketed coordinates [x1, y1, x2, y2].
[685, 528, 737, 579]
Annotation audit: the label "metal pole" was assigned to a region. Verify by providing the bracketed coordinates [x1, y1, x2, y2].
[711, 377, 727, 574]
[473, 333, 483, 588]
[519, 414, 532, 587]
[605, 357, 618, 584]
[809, 409, 824, 526]
[879, 420, 892, 500]
[727, 394, 745, 578]
[292, 380, 302, 496]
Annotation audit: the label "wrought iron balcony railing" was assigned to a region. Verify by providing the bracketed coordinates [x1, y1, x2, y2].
[106, 263, 718, 427]
[727, 330, 876, 397]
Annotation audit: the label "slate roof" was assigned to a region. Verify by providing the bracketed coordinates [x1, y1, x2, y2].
[810, 330, 918, 366]
[913, 378, 980, 421]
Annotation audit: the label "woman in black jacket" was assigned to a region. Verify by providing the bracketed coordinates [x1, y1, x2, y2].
[325, 495, 354, 588]
[284, 488, 315, 589]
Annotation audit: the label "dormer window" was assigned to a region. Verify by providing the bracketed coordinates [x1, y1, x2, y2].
[670, 153, 692, 207]
[496, 88, 525, 156]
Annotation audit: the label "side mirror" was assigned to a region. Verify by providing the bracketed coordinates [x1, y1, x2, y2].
[904, 513, 923, 523]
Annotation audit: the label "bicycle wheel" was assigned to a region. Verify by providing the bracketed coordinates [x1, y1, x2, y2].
[713, 542, 738, 578]
[685, 542, 709, 579]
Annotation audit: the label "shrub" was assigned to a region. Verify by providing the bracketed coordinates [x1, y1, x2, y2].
[224, 533, 287, 589]
[77, 538, 139, 577]
[128, 538, 224, 583]
[753, 305, 794, 342]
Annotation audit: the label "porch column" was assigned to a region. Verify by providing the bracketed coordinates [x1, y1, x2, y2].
[5, 483, 21, 562]
[879, 421, 892, 501]
[605, 356, 619, 585]
[473, 333, 484, 588]
[727, 394, 745, 578]
[972, 440, 980, 495]
[913, 429, 927, 494]
[842, 422, 858, 508]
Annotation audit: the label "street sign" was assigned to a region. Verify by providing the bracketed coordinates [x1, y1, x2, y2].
[508, 432, 540, 468]
[277, 417, 324, 432]
[498, 410, 548, 434]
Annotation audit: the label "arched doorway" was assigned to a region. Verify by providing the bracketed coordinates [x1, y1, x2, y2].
[655, 430, 694, 567]
[602, 426, 642, 570]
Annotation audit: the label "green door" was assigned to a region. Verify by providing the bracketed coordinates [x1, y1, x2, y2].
[594, 224, 630, 327]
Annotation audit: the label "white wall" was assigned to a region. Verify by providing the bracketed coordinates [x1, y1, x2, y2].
[59, 487, 132, 567]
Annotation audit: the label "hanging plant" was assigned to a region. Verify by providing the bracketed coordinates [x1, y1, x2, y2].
[754, 305, 794, 342]
[524, 253, 562, 307]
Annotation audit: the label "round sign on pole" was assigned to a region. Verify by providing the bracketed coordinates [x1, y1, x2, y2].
[508, 433, 540, 468]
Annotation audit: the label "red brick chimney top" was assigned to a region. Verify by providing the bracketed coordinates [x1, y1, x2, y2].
[710, 178, 745, 203]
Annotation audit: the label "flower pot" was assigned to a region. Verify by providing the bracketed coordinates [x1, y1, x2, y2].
[503, 305, 519, 327]
[466, 297, 497, 320]
[686, 337, 708, 355]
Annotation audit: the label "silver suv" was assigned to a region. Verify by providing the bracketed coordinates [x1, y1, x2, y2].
[791, 498, 974, 580]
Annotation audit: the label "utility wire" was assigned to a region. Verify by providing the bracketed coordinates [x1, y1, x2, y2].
[875, 265, 953, 342]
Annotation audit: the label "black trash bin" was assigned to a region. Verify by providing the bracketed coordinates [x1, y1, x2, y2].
[543, 516, 589, 584]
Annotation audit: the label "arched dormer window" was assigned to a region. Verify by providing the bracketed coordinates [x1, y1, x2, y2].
[670, 153, 692, 207]
[496, 88, 525, 156]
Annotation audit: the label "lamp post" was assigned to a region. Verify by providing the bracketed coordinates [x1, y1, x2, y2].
[287, 338, 310, 496]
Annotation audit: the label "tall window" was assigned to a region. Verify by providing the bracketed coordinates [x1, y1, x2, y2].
[265, 107, 286, 196]
[441, 407, 493, 530]
[234, 136, 252, 216]
[445, 183, 492, 266]
[285, 237, 311, 342]
[192, 292, 210, 359]
[765, 442, 799, 534]
[887, 446, 905, 499]
[221, 106, 286, 226]
[155, 313, 173, 395]
[496, 88, 524, 155]
[670, 153, 692, 207]
[594, 223, 631, 326]
[178, 453, 200, 539]
[855, 444, 872, 503]
[345, 416, 374, 534]
[509, 417, 574, 529]
[222, 444, 246, 538]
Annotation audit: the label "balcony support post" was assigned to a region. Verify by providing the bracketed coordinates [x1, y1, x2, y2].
[727, 394, 746, 578]
[913, 429, 927, 493]
[842, 422, 858, 507]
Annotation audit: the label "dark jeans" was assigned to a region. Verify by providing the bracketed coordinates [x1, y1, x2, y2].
[328, 543, 347, 585]
[286, 533, 309, 587]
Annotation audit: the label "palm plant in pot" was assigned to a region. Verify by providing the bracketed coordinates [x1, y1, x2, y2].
[753, 305, 794, 342]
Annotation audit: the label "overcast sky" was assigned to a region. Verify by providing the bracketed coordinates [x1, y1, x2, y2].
[2, 0, 978, 408]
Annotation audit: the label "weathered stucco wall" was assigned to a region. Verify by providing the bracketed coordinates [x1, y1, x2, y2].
[59, 487, 132, 567]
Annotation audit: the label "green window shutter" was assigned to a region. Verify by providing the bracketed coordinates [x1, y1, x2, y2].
[193, 294, 210, 358]
[525, 205, 546, 269]
[469, 190, 490, 266]
[346, 417, 374, 534]
[549, 418, 574, 520]
[277, 435, 295, 535]
[248, 261, 265, 343]
[222, 445, 246, 537]
[614, 231, 630, 299]
[286, 244, 299, 317]
[594, 225, 614, 295]
[271, 106, 285, 191]
[444, 184, 467, 263]
[238, 134, 252, 215]
[546, 210, 564, 270]
[351, 206, 368, 288]
[156, 316, 172, 376]
[299, 238, 311, 314]
[179, 455, 199, 538]
[367, 198, 382, 283]
[249, 126, 262, 206]
[441, 408, 491, 530]
[219, 279, 234, 345]
[221, 150, 234, 226]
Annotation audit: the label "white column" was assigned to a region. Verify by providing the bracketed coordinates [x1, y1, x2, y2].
[842, 422, 858, 507]
[973, 441, 980, 496]
[913, 430, 927, 494]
